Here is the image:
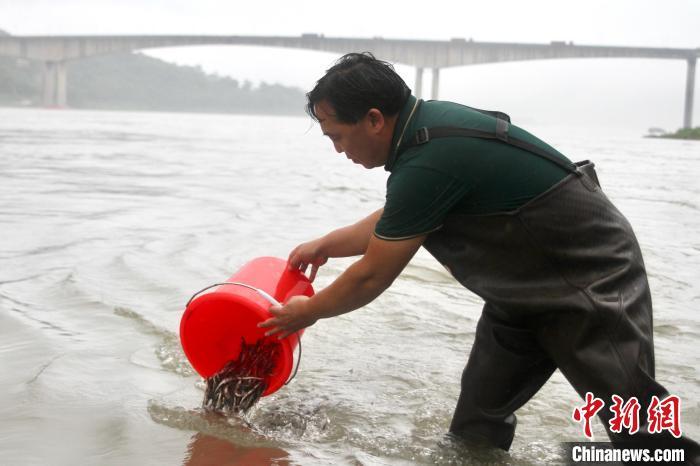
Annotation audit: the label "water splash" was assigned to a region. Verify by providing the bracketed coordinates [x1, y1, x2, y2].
[114, 306, 194, 376]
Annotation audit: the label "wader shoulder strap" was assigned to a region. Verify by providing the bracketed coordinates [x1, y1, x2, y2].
[462, 106, 511, 123]
[404, 118, 579, 175]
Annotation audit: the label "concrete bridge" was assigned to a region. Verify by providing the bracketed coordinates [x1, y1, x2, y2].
[0, 34, 698, 127]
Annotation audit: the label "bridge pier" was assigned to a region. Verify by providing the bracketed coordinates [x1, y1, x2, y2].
[42, 60, 67, 108]
[684, 57, 696, 129]
[414, 67, 424, 99]
[431, 67, 440, 100]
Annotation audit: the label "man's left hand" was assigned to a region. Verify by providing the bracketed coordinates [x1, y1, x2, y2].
[258, 295, 318, 339]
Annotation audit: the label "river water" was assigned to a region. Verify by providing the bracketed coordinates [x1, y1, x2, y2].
[0, 107, 698, 465]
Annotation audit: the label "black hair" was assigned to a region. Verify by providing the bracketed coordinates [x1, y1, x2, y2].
[306, 52, 411, 124]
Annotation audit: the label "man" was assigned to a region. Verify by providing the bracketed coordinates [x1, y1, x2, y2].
[259, 52, 698, 458]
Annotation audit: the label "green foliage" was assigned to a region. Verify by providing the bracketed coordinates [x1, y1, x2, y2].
[0, 52, 307, 115]
[666, 127, 700, 140]
[653, 127, 700, 140]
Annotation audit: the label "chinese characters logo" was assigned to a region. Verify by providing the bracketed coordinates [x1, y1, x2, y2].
[572, 392, 681, 439]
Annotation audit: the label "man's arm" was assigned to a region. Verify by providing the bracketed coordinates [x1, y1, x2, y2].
[317, 207, 384, 258]
[288, 208, 383, 280]
[260, 232, 426, 338]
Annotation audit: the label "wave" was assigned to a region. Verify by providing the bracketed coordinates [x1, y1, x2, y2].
[114, 306, 194, 377]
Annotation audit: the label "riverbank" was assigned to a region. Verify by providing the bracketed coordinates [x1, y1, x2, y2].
[646, 127, 700, 140]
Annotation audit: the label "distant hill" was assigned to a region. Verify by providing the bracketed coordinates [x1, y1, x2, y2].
[0, 50, 307, 116]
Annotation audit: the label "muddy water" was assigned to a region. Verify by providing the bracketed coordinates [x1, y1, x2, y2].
[0, 107, 698, 465]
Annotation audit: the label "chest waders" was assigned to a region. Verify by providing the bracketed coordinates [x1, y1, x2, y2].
[401, 113, 700, 458]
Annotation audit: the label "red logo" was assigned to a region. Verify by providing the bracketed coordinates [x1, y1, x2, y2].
[573, 393, 683, 438]
[609, 395, 641, 435]
[572, 392, 605, 439]
[647, 395, 681, 438]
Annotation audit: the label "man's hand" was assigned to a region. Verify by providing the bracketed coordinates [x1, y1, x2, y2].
[287, 208, 384, 282]
[288, 239, 328, 282]
[258, 295, 317, 339]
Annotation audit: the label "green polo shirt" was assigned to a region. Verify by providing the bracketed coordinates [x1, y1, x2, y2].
[374, 95, 573, 240]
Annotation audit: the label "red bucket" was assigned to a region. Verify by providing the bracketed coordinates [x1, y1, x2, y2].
[179, 256, 314, 396]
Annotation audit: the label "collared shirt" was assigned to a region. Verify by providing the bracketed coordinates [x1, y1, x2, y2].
[385, 94, 420, 172]
[375, 96, 572, 240]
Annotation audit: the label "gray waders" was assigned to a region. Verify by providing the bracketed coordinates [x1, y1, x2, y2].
[404, 116, 699, 460]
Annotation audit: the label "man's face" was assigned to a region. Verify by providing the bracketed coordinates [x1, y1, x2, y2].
[314, 100, 391, 169]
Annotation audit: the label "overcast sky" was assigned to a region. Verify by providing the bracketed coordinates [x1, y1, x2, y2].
[1, 0, 699, 130]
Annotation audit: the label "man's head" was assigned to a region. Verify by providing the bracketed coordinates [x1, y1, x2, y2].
[306, 52, 411, 168]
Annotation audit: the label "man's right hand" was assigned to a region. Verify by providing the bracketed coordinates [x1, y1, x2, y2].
[287, 238, 328, 282]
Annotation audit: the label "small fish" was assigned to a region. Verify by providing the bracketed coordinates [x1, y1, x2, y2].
[202, 338, 280, 415]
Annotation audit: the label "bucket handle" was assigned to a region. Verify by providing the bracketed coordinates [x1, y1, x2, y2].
[186, 282, 302, 386]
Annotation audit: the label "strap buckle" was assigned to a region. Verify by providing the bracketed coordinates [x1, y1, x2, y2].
[415, 127, 430, 145]
[495, 118, 509, 142]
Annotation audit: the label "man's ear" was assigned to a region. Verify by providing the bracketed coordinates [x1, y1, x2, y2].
[366, 108, 385, 132]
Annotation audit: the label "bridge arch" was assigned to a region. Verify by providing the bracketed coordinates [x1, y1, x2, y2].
[0, 34, 696, 127]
